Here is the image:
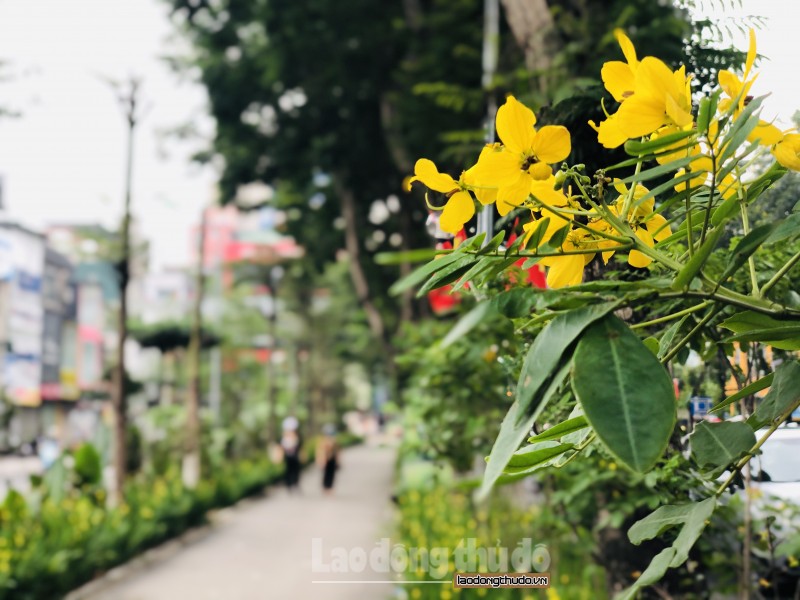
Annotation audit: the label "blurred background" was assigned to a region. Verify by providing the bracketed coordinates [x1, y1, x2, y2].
[0, 0, 798, 598]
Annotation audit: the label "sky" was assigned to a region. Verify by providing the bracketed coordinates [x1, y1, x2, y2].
[0, 0, 798, 272]
[0, 0, 216, 270]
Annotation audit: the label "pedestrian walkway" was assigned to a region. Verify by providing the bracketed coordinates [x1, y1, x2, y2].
[76, 441, 397, 600]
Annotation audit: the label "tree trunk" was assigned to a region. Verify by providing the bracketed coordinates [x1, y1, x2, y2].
[183, 205, 207, 489]
[499, 0, 560, 93]
[335, 176, 388, 345]
[111, 81, 139, 504]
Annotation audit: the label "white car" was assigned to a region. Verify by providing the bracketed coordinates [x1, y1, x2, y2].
[751, 426, 800, 504]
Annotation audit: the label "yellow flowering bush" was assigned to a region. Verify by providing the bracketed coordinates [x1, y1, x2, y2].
[399, 28, 800, 597]
[0, 457, 284, 600]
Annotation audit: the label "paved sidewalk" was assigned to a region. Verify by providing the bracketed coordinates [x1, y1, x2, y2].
[78, 441, 397, 600]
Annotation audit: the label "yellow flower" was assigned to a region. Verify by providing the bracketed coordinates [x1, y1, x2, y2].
[591, 31, 693, 148]
[601, 29, 639, 102]
[597, 181, 671, 268]
[773, 133, 800, 171]
[539, 229, 595, 288]
[613, 59, 693, 140]
[717, 29, 784, 149]
[472, 96, 571, 214]
[408, 158, 476, 234]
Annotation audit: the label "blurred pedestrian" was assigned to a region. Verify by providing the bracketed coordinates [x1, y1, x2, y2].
[316, 424, 339, 495]
[279, 416, 302, 492]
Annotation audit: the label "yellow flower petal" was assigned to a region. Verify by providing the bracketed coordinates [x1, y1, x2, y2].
[747, 120, 784, 146]
[496, 175, 530, 215]
[718, 70, 742, 100]
[744, 28, 757, 79]
[773, 134, 800, 171]
[601, 61, 636, 102]
[462, 162, 498, 206]
[645, 213, 671, 242]
[589, 116, 628, 149]
[530, 179, 568, 207]
[635, 57, 675, 100]
[531, 125, 571, 164]
[541, 254, 585, 288]
[410, 159, 457, 193]
[628, 227, 654, 268]
[439, 191, 474, 234]
[615, 93, 667, 138]
[666, 93, 693, 128]
[496, 95, 536, 155]
[471, 147, 521, 187]
[614, 29, 638, 68]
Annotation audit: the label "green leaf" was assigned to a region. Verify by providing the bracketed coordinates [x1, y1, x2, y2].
[514, 302, 621, 420]
[623, 129, 696, 156]
[621, 498, 717, 598]
[721, 310, 796, 333]
[375, 247, 441, 266]
[450, 257, 497, 292]
[751, 361, 800, 428]
[538, 223, 570, 253]
[643, 336, 659, 355]
[620, 156, 694, 186]
[628, 501, 701, 544]
[690, 421, 756, 470]
[506, 441, 573, 468]
[718, 96, 764, 163]
[477, 231, 506, 254]
[528, 416, 588, 443]
[710, 372, 774, 413]
[766, 213, 800, 245]
[672, 224, 726, 289]
[696, 96, 715, 135]
[723, 327, 800, 350]
[711, 194, 740, 226]
[720, 311, 800, 350]
[478, 363, 569, 500]
[490, 288, 540, 319]
[524, 217, 550, 250]
[616, 548, 677, 600]
[571, 315, 676, 473]
[719, 222, 777, 282]
[416, 255, 479, 296]
[440, 302, 496, 349]
[389, 252, 463, 296]
[658, 315, 688, 360]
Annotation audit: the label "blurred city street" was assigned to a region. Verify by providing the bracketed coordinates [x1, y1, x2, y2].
[72, 441, 396, 600]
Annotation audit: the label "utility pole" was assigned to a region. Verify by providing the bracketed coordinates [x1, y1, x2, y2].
[477, 0, 499, 243]
[110, 77, 141, 503]
[184, 205, 208, 488]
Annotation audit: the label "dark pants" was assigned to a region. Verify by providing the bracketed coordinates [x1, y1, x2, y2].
[285, 455, 301, 488]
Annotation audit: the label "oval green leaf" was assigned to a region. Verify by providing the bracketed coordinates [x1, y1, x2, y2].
[571, 314, 676, 472]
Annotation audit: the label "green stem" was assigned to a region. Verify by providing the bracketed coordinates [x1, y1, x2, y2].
[684, 184, 694, 258]
[658, 289, 800, 318]
[761, 248, 800, 296]
[536, 202, 631, 243]
[738, 171, 760, 298]
[621, 156, 644, 220]
[661, 304, 723, 364]
[630, 301, 711, 330]
[699, 146, 717, 245]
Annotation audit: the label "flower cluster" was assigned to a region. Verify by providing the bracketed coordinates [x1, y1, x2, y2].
[407, 29, 799, 289]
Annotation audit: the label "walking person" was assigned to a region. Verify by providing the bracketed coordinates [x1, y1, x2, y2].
[279, 416, 302, 493]
[316, 424, 339, 496]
